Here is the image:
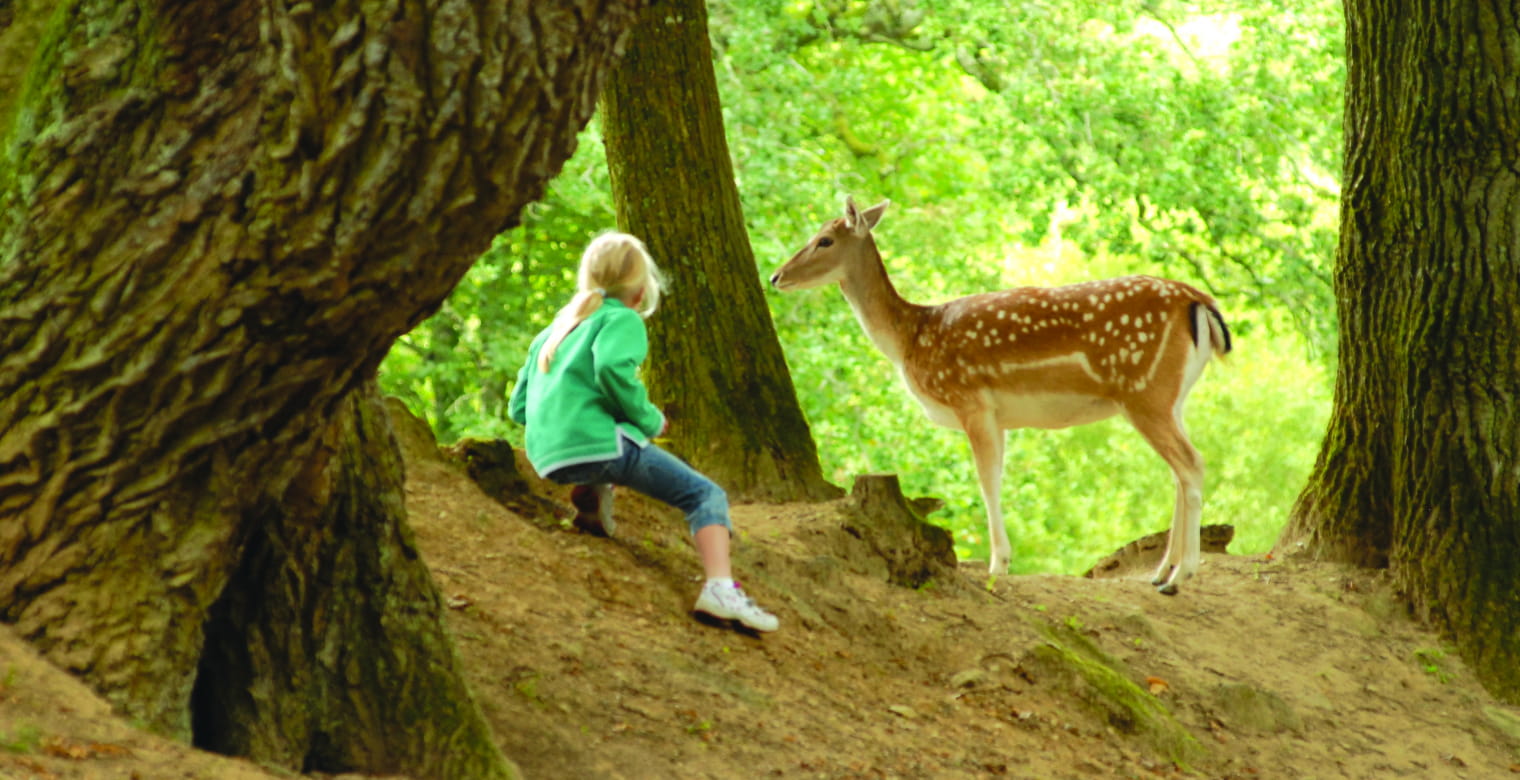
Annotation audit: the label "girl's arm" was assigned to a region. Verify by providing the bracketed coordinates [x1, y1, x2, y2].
[507, 359, 530, 426]
[593, 311, 665, 438]
[507, 332, 548, 426]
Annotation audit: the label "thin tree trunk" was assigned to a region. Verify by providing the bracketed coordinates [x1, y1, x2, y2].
[0, 0, 645, 772]
[599, 0, 840, 502]
[1281, 0, 1520, 703]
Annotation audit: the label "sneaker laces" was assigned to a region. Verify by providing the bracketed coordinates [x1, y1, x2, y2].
[727, 582, 765, 610]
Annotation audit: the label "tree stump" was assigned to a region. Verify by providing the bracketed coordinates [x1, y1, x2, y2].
[449, 438, 531, 504]
[844, 474, 957, 588]
[443, 438, 564, 527]
[1083, 524, 1235, 580]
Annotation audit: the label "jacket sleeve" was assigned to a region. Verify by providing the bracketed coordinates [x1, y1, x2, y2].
[592, 310, 665, 438]
[508, 334, 545, 426]
[507, 359, 530, 426]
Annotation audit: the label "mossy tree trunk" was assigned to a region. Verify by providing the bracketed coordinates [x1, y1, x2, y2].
[1279, 0, 1520, 704]
[598, 0, 840, 502]
[0, 0, 645, 775]
[192, 383, 504, 775]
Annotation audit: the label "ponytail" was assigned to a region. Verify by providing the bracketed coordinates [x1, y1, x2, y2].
[538, 232, 662, 372]
[538, 288, 606, 372]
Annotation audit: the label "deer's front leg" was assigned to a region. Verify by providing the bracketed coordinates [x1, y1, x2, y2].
[962, 412, 1010, 574]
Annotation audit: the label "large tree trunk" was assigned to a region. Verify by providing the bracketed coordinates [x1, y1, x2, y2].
[1279, 0, 1520, 703]
[0, 0, 645, 774]
[192, 382, 508, 776]
[598, 0, 840, 502]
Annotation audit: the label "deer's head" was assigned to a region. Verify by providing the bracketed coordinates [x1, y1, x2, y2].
[769, 197, 890, 291]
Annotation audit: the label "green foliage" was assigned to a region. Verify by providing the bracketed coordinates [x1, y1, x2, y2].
[380, 0, 1340, 575]
[719, 0, 1343, 349]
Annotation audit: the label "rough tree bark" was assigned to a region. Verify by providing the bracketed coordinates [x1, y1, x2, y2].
[598, 0, 841, 502]
[0, 0, 645, 775]
[1278, 0, 1520, 703]
[191, 383, 500, 773]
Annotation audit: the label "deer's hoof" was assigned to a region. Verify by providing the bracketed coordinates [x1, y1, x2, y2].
[1155, 581, 1180, 596]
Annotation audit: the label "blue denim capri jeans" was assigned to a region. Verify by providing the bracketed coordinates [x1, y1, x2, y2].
[544, 439, 732, 536]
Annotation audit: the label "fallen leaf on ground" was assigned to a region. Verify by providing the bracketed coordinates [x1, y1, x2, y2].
[42, 736, 91, 759]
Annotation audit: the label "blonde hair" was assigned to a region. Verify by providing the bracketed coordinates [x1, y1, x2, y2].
[538, 232, 665, 371]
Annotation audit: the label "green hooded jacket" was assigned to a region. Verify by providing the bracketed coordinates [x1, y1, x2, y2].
[508, 299, 666, 477]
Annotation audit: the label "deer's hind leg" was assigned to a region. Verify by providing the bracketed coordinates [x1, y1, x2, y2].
[1126, 406, 1204, 595]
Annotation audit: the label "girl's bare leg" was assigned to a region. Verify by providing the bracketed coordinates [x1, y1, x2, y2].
[694, 525, 731, 580]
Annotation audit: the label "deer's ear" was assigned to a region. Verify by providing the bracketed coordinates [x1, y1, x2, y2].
[858, 200, 890, 233]
[843, 196, 861, 232]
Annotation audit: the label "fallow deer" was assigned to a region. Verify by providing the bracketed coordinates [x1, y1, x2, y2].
[769, 198, 1232, 595]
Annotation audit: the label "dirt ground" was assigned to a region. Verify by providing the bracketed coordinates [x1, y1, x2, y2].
[4, 410, 1520, 780]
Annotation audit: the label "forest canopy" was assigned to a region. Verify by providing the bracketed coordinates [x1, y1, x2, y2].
[379, 0, 1342, 574]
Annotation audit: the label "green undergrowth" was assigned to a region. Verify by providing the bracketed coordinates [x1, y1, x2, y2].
[1026, 621, 1207, 768]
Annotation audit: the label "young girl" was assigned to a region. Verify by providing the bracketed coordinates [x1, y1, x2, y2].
[507, 232, 779, 633]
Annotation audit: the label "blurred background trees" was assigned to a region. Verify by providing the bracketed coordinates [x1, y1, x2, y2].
[380, 0, 1341, 574]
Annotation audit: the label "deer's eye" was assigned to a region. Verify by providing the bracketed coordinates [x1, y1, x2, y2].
[817, 237, 834, 248]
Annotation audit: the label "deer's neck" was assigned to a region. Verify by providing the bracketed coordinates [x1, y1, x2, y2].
[838, 243, 922, 365]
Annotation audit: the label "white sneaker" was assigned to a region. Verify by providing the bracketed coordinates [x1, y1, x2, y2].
[694, 580, 779, 632]
[570, 483, 615, 537]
